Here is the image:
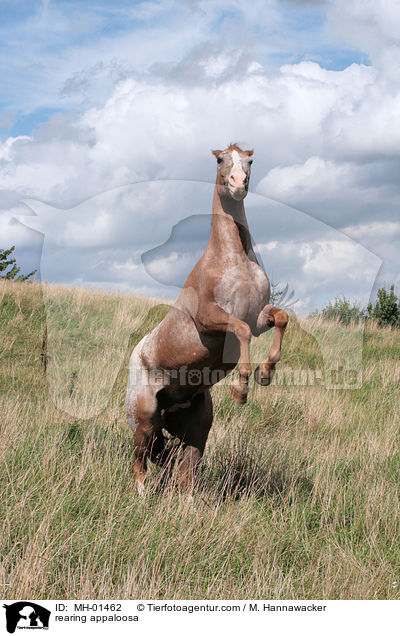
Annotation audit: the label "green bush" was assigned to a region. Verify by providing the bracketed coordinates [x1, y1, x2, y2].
[312, 286, 400, 329]
[311, 296, 366, 326]
[367, 285, 400, 328]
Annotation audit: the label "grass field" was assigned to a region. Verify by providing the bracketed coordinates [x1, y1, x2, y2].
[1, 279, 400, 599]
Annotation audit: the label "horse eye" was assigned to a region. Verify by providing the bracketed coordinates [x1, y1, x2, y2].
[217, 157, 223, 164]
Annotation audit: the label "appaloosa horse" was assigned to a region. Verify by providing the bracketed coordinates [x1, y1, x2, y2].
[126, 144, 288, 493]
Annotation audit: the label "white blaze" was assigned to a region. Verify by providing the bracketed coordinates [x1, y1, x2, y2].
[230, 149, 246, 190]
[231, 150, 243, 169]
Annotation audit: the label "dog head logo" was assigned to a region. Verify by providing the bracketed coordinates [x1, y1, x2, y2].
[2, 602, 50, 634]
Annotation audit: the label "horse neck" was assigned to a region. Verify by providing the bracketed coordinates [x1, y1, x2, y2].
[209, 187, 253, 257]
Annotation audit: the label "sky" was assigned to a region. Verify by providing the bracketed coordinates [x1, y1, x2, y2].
[1, 0, 399, 314]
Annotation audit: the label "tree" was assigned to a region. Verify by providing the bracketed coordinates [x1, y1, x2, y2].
[0, 246, 37, 281]
[367, 285, 399, 327]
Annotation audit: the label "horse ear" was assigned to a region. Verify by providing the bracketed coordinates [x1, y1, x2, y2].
[246, 149, 254, 157]
[211, 150, 222, 158]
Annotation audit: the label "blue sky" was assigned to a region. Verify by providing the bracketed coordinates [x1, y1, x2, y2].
[0, 0, 369, 137]
[0, 0, 399, 313]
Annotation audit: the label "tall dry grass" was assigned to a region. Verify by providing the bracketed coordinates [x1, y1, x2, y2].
[1, 279, 400, 599]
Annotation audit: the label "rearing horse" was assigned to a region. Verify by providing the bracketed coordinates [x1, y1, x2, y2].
[126, 144, 288, 493]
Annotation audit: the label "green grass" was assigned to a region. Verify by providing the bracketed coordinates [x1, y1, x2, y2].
[1, 280, 400, 599]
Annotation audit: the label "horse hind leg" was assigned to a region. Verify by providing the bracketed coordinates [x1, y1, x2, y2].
[126, 385, 163, 495]
[164, 391, 213, 493]
[126, 338, 165, 494]
[254, 305, 289, 386]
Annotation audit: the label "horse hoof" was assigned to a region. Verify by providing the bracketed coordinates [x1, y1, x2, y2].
[230, 384, 248, 405]
[254, 366, 271, 386]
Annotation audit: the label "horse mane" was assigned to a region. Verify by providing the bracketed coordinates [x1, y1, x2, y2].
[227, 141, 245, 152]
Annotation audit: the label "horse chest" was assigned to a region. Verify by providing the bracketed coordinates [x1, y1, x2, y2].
[215, 261, 269, 322]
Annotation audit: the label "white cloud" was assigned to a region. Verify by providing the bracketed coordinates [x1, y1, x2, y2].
[259, 156, 350, 199]
[256, 233, 380, 310]
[328, 0, 400, 65]
[0, 135, 32, 162]
[300, 239, 375, 280]
[344, 221, 400, 241]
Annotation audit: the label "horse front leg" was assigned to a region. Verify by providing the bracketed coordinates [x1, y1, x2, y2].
[196, 302, 252, 405]
[254, 304, 289, 386]
[228, 318, 252, 404]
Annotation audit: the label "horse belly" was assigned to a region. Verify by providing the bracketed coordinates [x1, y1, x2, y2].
[146, 307, 237, 374]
